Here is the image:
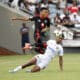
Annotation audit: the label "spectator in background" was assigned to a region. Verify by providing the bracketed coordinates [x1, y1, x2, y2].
[48, 0, 57, 18]
[8, 0, 13, 7]
[60, 8, 69, 20]
[8, 0, 25, 9]
[66, 0, 73, 7]
[62, 13, 74, 28]
[18, 0, 24, 8]
[24, 0, 37, 13]
[67, 1, 79, 14]
[58, 0, 67, 10]
[70, 12, 80, 28]
[20, 22, 30, 54]
[54, 13, 62, 25]
[10, 0, 19, 9]
[35, 3, 41, 16]
[40, 0, 48, 8]
[70, 13, 79, 23]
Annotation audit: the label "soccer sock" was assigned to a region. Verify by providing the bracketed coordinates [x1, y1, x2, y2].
[13, 66, 22, 72]
[26, 69, 31, 73]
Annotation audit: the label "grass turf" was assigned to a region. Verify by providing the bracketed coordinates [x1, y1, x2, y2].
[0, 53, 80, 80]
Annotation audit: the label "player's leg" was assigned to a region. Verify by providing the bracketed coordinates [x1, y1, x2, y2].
[26, 54, 44, 73]
[27, 54, 48, 73]
[9, 57, 37, 73]
[26, 65, 41, 73]
[22, 57, 36, 69]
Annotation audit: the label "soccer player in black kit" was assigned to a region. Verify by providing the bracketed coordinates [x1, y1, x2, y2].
[12, 7, 50, 54]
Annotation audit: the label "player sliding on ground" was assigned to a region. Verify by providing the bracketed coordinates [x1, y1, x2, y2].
[9, 34, 64, 73]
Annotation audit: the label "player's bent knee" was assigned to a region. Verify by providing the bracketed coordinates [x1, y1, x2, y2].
[31, 66, 41, 72]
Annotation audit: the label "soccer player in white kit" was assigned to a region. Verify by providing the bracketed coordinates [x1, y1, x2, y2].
[9, 35, 64, 73]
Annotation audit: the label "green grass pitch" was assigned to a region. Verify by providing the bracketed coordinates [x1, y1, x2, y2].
[0, 53, 80, 80]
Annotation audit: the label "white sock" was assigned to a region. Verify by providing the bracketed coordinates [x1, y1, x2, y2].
[26, 69, 31, 73]
[13, 66, 22, 72]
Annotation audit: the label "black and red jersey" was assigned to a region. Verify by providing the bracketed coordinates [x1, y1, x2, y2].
[29, 16, 50, 54]
[29, 16, 50, 41]
[29, 16, 50, 34]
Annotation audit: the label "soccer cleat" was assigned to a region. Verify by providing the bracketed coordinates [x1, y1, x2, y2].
[26, 69, 31, 73]
[9, 70, 16, 73]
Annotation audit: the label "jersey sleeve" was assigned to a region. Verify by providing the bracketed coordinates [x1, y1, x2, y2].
[46, 18, 50, 28]
[29, 16, 36, 21]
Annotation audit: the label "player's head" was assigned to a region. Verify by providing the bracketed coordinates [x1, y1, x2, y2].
[55, 34, 64, 44]
[40, 7, 49, 18]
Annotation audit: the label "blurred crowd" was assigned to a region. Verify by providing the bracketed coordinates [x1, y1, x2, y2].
[2, 0, 80, 25]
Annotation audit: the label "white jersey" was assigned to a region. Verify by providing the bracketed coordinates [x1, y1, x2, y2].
[44, 40, 63, 60]
[35, 40, 64, 69]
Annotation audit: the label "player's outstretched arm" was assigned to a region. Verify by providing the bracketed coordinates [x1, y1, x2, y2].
[11, 17, 30, 21]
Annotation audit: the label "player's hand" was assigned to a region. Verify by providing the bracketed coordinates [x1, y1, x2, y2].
[41, 27, 49, 32]
[11, 17, 17, 20]
[41, 28, 47, 32]
[23, 43, 32, 50]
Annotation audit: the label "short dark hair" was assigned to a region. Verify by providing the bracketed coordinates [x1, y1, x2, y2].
[40, 7, 48, 11]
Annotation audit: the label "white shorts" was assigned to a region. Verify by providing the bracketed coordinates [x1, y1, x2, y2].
[34, 54, 50, 69]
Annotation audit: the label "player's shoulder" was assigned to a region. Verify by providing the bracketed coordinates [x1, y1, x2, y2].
[47, 40, 56, 45]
